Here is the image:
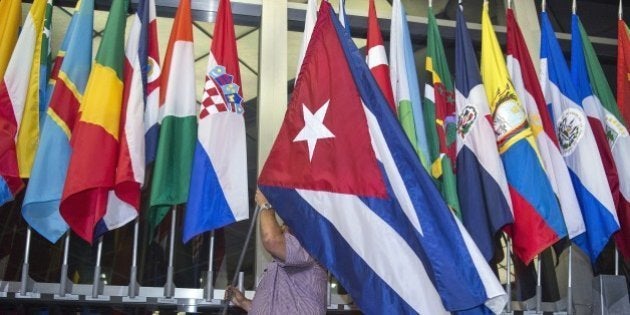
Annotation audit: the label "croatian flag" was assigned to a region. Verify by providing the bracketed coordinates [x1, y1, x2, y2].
[455, 6, 513, 262]
[183, 0, 248, 243]
[540, 11, 619, 262]
[258, 3, 506, 314]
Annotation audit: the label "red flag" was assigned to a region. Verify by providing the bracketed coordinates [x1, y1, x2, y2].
[366, 0, 395, 114]
[618, 20, 630, 127]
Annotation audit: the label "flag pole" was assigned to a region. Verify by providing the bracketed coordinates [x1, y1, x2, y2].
[221, 204, 261, 315]
[567, 244, 573, 314]
[128, 218, 140, 297]
[572, 0, 577, 14]
[91, 236, 104, 298]
[615, 249, 620, 275]
[204, 230, 216, 301]
[164, 205, 178, 298]
[535, 255, 542, 313]
[506, 235, 512, 314]
[19, 227, 33, 295]
[620, 0, 624, 20]
[429, 0, 432, 8]
[58, 232, 71, 296]
[507, 0, 511, 10]
[542, 0, 546, 13]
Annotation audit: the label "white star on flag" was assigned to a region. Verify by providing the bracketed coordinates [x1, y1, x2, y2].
[293, 100, 335, 161]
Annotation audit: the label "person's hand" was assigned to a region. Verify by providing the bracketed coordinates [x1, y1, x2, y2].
[255, 189, 270, 208]
[225, 285, 252, 311]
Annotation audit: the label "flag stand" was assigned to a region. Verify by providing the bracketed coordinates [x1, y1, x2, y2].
[204, 230, 215, 301]
[221, 204, 260, 315]
[128, 218, 140, 298]
[615, 248, 620, 276]
[91, 237, 104, 298]
[535, 256, 542, 313]
[567, 245, 573, 314]
[164, 206, 178, 298]
[58, 232, 71, 297]
[19, 227, 33, 295]
[506, 236, 512, 314]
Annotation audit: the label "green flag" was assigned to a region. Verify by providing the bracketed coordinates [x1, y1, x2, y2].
[148, 0, 197, 233]
[423, 8, 460, 216]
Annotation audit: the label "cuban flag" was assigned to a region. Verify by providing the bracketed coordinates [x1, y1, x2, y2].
[455, 6, 513, 262]
[540, 11, 619, 262]
[258, 3, 507, 314]
[183, 0, 248, 243]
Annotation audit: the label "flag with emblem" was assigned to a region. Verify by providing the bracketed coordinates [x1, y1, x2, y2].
[573, 14, 630, 259]
[540, 11, 618, 262]
[22, 0, 94, 243]
[59, 0, 126, 243]
[481, 3, 566, 264]
[295, 0, 317, 84]
[143, 0, 162, 164]
[366, 0, 395, 114]
[183, 0, 248, 243]
[455, 6, 513, 262]
[506, 8, 585, 241]
[0, 0, 48, 206]
[99, 0, 161, 235]
[148, 0, 197, 233]
[259, 3, 507, 314]
[423, 6, 460, 215]
[0, 0, 21, 79]
[390, 0, 429, 169]
[618, 17, 630, 126]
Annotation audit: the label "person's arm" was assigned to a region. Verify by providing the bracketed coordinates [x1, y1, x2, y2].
[256, 189, 286, 261]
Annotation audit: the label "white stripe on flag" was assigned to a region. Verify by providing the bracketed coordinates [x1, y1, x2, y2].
[296, 189, 449, 315]
[363, 102, 422, 234]
[367, 45, 388, 69]
[162, 41, 196, 117]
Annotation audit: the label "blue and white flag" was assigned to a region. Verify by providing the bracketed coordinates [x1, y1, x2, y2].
[455, 7, 513, 262]
[259, 3, 507, 314]
[540, 11, 619, 262]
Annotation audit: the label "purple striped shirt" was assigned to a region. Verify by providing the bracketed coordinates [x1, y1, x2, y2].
[249, 232, 327, 315]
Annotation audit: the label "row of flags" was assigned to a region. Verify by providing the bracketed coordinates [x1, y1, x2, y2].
[0, 0, 249, 247]
[257, 0, 630, 314]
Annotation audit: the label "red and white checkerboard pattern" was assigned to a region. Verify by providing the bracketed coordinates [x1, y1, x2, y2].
[199, 76, 228, 119]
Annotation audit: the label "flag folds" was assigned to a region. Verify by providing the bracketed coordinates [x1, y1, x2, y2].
[424, 7, 460, 215]
[142, 0, 162, 165]
[455, 6, 513, 262]
[618, 19, 630, 127]
[258, 3, 506, 314]
[0, 0, 47, 205]
[366, 0, 395, 113]
[481, 3, 566, 264]
[390, 0, 429, 169]
[573, 15, 630, 259]
[506, 8, 585, 240]
[540, 11, 618, 262]
[22, 0, 94, 243]
[183, 0, 248, 243]
[60, 0, 126, 243]
[148, 0, 197, 233]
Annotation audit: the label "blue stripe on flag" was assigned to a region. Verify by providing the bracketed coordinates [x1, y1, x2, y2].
[260, 186, 420, 315]
[0, 177, 11, 206]
[183, 142, 234, 243]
